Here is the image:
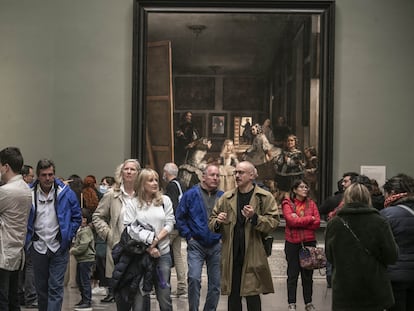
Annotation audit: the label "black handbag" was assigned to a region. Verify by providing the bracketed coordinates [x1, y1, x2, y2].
[262, 234, 274, 257]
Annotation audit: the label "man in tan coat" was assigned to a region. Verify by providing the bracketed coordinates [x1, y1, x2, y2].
[0, 147, 32, 310]
[209, 161, 279, 311]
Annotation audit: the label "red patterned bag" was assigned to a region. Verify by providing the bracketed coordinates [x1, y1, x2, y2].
[299, 245, 327, 270]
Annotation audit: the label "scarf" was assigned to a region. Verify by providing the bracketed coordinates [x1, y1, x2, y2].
[384, 192, 408, 208]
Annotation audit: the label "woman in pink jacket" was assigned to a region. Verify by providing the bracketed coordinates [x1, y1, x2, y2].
[282, 179, 321, 311]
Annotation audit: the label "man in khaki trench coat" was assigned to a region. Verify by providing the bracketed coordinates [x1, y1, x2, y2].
[209, 161, 279, 310]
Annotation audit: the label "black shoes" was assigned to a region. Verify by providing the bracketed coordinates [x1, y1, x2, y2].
[101, 294, 115, 303]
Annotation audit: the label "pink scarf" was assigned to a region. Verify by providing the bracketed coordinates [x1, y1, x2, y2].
[384, 192, 408, 208]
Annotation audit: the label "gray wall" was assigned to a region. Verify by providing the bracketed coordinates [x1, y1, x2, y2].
[1, 0, 414, 190]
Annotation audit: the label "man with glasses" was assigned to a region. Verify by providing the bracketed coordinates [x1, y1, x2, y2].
[319, 172, 359, 219]
[209, 161, 279, 311]
[26, 159, 82, 311]
[0, 147, 32, 310]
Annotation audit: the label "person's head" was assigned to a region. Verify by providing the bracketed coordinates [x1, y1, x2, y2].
[370, 179, 383, 196]
[184, 111, 193, 123]
[83, 175, 97, 188]
[354, 175, 373, 193]
[99, 176, 115, 194]
[234, 161, 257, 189]
[285, 134, 298, 150]
[81, 209, 92, 227]
[135, 168, 163, 205]
[277, 116, 286, 125]
[36, 159, 56, 193]
[290, 179, 310, 201]
[22, 164, 34, 184]
[343, 183, 372, 206]
[304, 146, 317, 158]
[163, 162, 179, 182]
[115, 159, 141, 186]
[221, 139, 234, 154]
[383, 174, 414, 198]
[0, 147, 24, 183]
[201, 164, 220, 192]
[262, 118, 271, 127]
[251, 123, 262, 136]
[341, 172, 359, 190]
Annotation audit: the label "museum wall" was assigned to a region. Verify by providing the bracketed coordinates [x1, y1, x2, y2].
[0, 0, 413, 191]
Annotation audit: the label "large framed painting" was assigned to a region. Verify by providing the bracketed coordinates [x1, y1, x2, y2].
[131, 0, 335, 203]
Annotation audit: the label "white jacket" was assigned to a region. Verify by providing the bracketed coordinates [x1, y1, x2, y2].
[0, 175, 32, 271]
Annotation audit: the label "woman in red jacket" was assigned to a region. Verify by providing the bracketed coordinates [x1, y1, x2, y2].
[282, 179, 321, 311]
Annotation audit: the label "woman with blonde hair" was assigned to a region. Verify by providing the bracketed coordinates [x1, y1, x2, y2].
[92, 159, 141, 304]
[131, 168, 175, 311]
[326, 182, 398, 311]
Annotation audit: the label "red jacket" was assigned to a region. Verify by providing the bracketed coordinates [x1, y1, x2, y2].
[282, 197, 320, 244]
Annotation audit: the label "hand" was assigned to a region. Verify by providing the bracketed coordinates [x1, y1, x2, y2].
[241, 205, 254, 219]
[217, 212, 228, 224]
[148, 247, 160, 258]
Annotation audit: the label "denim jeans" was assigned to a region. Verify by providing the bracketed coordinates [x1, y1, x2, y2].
[116, 252, 172, 311]
[30, 246, 69, 311]
[0, 268, 20, 310]
[76, 261, 94, 304]
[187, 239, 221, 311]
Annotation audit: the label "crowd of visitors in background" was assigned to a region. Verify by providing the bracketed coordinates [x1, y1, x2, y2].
[1, 142, 413, 311]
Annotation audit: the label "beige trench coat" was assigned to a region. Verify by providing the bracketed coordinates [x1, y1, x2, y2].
[92, 188, 125, 278]
[209, 186, 279, 296]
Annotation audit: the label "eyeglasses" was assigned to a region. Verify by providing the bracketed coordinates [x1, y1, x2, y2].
[38, 199, 54, 204]
[297, 185, 309, 190]
[233, 170, 246, 175]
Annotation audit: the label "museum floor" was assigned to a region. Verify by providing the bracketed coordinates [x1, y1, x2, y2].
[22, 242, 332, 311]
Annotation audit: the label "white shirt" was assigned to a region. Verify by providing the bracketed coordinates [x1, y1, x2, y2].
[33, 185, 60, 254]
[120, 184, 138, 226]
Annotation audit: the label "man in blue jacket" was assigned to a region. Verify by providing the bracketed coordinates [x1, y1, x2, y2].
[176, 164, 223, 311]
[26, 159, 81, 311]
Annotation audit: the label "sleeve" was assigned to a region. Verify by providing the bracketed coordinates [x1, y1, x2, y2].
[70, 230, 92, 256]
[255, 194, 280, 234]
[162, 195, 175, 233]
[378, 217, 399, 266]
[92, 191, 112, 240]
[282, 198, 315, 228]
[175, 191, 192, 240]
[208, 195, 225, 233]
[68, 189, 82, 240]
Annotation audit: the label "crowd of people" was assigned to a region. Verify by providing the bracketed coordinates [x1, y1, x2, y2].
[1, 144, 414, 311]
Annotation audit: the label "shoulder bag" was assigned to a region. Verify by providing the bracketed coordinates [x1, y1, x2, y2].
[291, 200, 326, 270]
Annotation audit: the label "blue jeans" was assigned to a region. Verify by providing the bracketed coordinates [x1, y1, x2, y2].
[30, 246, 69, 311]
[187, 239, 221, 311]
[76, 261, 94, 304]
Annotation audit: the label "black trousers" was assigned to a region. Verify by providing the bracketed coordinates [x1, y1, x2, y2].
[284, 240, 315, 305]
[0, 268, 20, 311]
[228, 261, 261, 311]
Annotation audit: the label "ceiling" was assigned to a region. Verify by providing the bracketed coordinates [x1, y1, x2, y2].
[147, 13, 308, 76]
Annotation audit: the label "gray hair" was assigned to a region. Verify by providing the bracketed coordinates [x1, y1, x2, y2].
[163, 162, 178, 177]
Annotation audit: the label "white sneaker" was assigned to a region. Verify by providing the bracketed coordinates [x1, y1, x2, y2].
[92, 287, 107, 296]
[288, 303, 296, 310]
[305, 303, 316, 311]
